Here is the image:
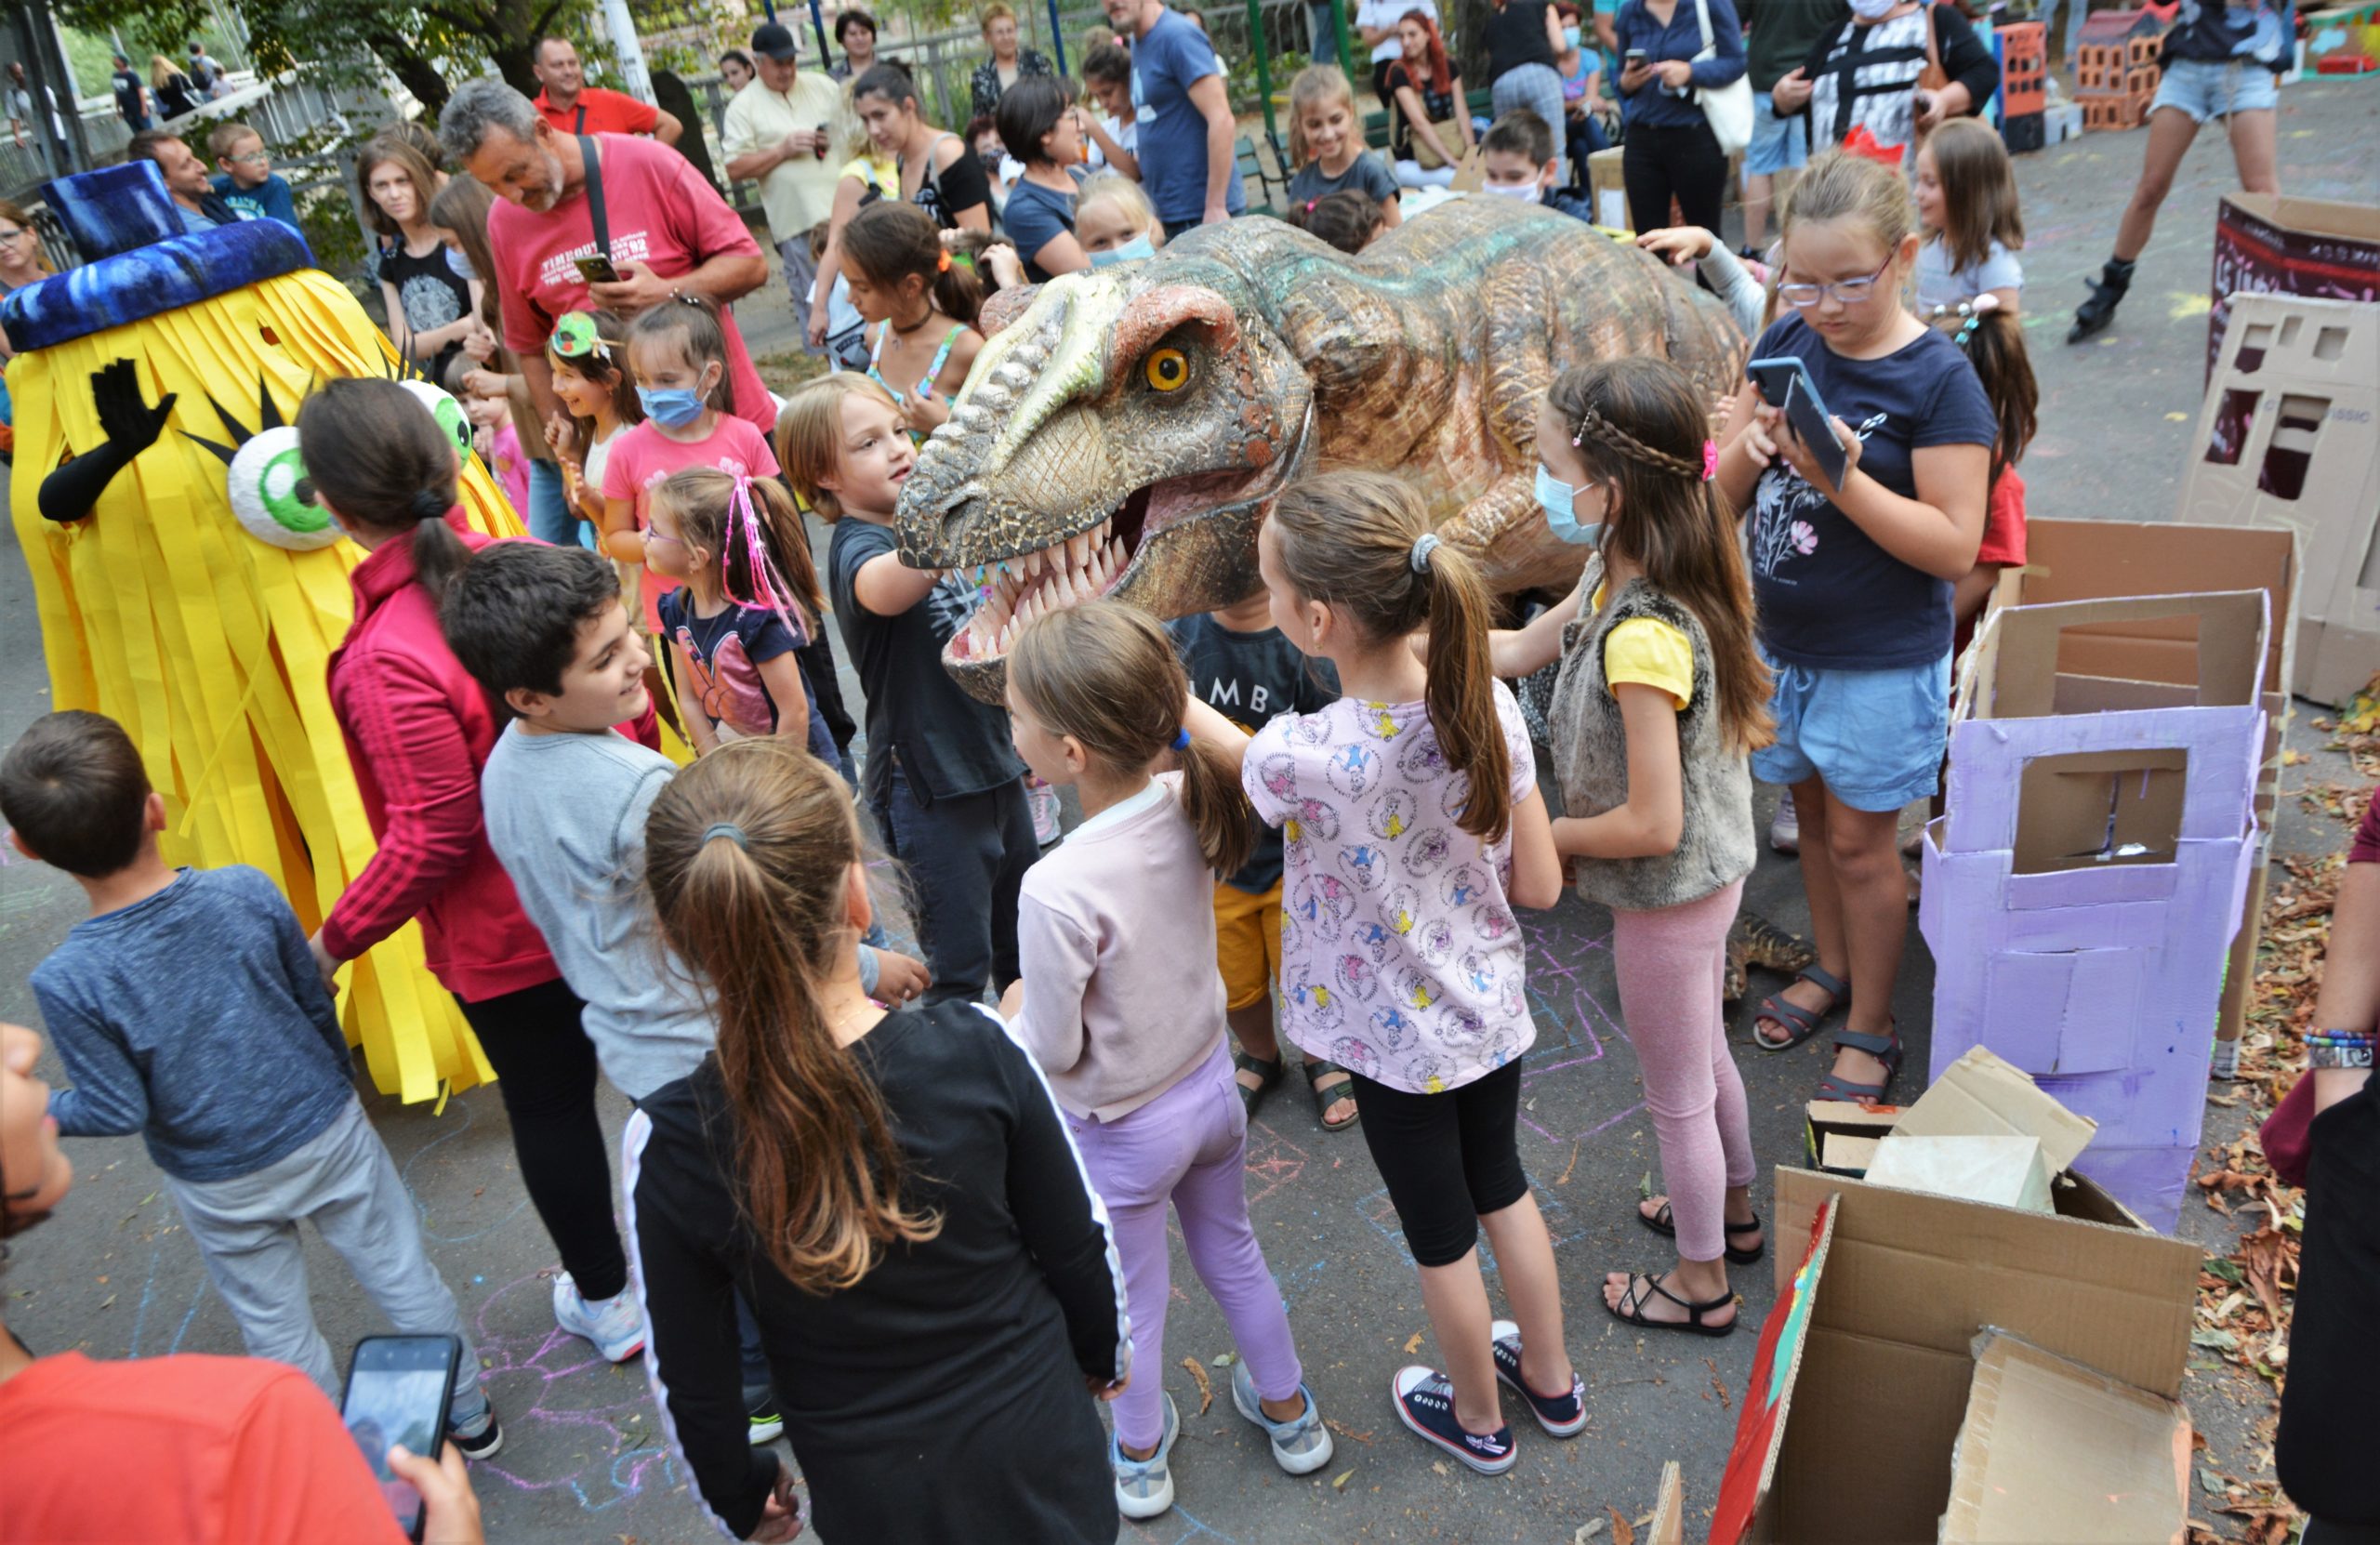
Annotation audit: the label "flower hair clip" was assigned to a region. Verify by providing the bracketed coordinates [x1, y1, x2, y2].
[1950, 291, 2000, 350]
[1700, 440, 1718, 481]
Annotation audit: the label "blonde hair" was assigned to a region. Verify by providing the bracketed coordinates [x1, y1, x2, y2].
[775, 374, 904, 523]
[1778, 152, 1914, 294]
[1288, 64, 1359, 166]
[979, 1, 1018, 30]
[1078, 171, 1158, 241]
[1267, 470, 1513, 842]
[1924, 118, 2025, 276]
[1010, 602, 1256, 877]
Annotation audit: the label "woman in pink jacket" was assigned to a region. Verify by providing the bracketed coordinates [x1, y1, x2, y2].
[298, 377, 644, 1365]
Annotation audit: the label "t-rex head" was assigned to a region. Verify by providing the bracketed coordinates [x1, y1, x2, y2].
[895, 247, 1313, 704]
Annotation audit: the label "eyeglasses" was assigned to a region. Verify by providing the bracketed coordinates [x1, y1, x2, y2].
[228, 150, 270, 165]
[0, 228, 25, 243]
[1777, 257, 1894, 309]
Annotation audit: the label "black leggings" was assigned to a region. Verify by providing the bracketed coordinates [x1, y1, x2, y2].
[1622, 119, 1729, 238]
[1350, 1059, 1530, 1268]
[456, 977, 628, 1301]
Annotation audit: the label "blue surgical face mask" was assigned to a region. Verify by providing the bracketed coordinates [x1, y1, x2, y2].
[1090, 234, 1156, 268]
[638, 385, 707, 428]
[1536, 463, 1604, 547]
[444, 246, 477, 282]
[1563, 23, 1582, 49]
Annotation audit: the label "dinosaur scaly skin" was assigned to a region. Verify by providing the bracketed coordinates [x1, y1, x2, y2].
[895, 198, 1747, 702]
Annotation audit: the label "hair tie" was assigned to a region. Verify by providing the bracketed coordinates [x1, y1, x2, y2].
[1408, 532, 1441, 574]
[1700, 440, 1718, 481]
[1170, 726, 1191, 751]
[936, 251, 952, 273]
[408, 489, 447, 522]
[701, 822, 749, 850]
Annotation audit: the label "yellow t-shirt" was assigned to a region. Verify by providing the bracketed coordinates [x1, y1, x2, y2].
[1592, 586, 1693, 711]
[840, 152, 897, 198]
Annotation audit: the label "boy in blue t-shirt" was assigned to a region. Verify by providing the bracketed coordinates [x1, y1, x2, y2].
[0, 710, 500, 1459]
[1118, 0, 1245, 236]
[208, 122, 298, 229]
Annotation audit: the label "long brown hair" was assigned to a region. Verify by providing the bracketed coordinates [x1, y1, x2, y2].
[429, 176, 500, 331]
[0, 199, 51, 279]
[644, 740, 941, 1291]
[1779, 150, 1914, 303]
[1267, 470, 1512, 842]
[843, 199, 983, 328]
[1009, 601, 1256, 877]
[1948, 308, 2037, 485]
[296, 377, 469, 604]
[776, 374, 904, 522]
[648, 468, 826, 625]
[1551, 360, 1774, 753]
[1397, 9, 1454, 97]
[356, 133, 440, 239]
[1925, 118, 2024, 277]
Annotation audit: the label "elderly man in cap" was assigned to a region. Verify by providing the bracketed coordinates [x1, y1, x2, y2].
[721, 21, 845, 351]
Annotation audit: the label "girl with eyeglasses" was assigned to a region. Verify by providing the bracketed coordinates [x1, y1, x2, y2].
[1709, 150, 1994, 1109]
[0, 199, 49, 365]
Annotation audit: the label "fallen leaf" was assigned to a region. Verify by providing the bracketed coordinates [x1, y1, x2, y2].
[1433, 1459, 1450, 1477]
[1180, 1356, 1213, 1416]
[1556, 1141, 1581, 1186]
[97, 1293, 115, 1310]
[1212, 1352, 1236, 1367]
[2204, 1259, 2245, 1286]
[1331, 1468, 1355, 1490]
[2190, 1328, 2239, 1352]
[1610, 1503, 1637, 1545]
[2165, 410, 2191, 421]
[1705, 1355, 1732, 1409]
[1324, 1418, 1375, 1445]
[1575, 1522, 1607, 1542]
[2200, 1467, 2228, 1495]
[1404, 1331, 1425, 1354]
[1638, 1170, 1654, 1201]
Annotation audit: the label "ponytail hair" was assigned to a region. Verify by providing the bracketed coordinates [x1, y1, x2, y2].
[1946, 306, 2037, 484]
[1267, 469, 1511, 842]
[647, 469, 826, 628]
[295, 376, 469, 604]
[643, 740, 941, 1291]
[844, 198, 984, 329]
[1009, 601, 1255, 877]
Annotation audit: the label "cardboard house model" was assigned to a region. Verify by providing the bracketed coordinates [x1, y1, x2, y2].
[1918, 591, 2268, 1232]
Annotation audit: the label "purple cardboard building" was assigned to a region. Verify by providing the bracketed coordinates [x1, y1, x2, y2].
[1919, 591, 2269, 1232]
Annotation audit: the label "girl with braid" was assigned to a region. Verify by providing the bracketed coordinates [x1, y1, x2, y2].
[1491, 359, 1772, 1336]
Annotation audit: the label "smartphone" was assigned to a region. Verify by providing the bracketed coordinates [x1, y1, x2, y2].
[815, 122, 830, 159]
[1625, 47, 1648, 63]
[575, 254, 622, 285]
[341, 1334, 461, 1544]
[1746, 355, 1850, 489]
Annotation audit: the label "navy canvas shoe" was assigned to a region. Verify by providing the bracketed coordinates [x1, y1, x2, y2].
[1390, 1366, 1515, 1476]
[1488, 1319, 1586, 1437]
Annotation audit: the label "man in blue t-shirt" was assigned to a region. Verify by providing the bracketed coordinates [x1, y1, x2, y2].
[1104, 0, 1245, 237]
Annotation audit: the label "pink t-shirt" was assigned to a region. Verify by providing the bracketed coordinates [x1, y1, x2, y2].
[486, 420, 532, 518]
[602, 416, 781, 632]
[1243, 680, 1539, 1097]
[487, 134, 776, 438]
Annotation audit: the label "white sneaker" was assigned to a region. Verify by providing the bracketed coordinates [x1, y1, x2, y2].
[1110, 1393, 1180, 1520]
[1770, 797, 1800, 854]
[1230, 1360, 1334, 1475]
[551, 1273, 646, 1362]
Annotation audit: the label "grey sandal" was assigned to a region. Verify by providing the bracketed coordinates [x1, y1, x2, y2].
[1751, 965, 1848, 1052]
[1234, 1050, 1284, 1117]
[1302, 1059, 1359, 1131]
[1813, 1023, 1904, 1105]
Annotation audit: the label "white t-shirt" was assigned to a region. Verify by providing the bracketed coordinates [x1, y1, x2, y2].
[581, 423, 625, 497]
[1088, 112, 1137, 169]
[1357, 0, 1438, 64]
[1914, 236, 2024, 313]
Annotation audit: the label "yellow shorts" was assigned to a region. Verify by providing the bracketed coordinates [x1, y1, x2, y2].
[1212, 877, 1283, 1012]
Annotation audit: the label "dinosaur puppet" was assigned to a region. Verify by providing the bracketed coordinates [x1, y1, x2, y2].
[892, 196, 1747, 705]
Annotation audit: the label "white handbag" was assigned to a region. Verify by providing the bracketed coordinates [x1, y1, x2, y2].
[1688, 0, 1755, 154]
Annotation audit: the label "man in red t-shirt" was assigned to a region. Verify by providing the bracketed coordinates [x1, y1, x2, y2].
[439, 77, 773, 548]
[531, 34, 683, 145]
[0, 1022, 486, 1544]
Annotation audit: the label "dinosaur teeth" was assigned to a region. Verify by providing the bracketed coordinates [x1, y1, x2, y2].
[1107, 536, 1127, 574]
[1067, 533, 1088, 571]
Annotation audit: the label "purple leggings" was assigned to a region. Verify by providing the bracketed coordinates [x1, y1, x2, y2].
[1610, 879, 1754, 1262]
[1067, 1041, 1305, 1451]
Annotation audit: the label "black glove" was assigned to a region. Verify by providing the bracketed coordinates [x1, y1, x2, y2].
[38, 358, 178, 524]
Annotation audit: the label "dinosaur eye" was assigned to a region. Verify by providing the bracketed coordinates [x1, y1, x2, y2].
[1144, 348, 1189, 393]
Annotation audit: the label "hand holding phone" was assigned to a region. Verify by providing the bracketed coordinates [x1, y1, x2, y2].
[1746, 355, 1851, 490]
[343, 1334, 462, 1543]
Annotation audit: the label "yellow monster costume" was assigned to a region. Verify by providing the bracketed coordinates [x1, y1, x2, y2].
[6, 165, 519, 1102]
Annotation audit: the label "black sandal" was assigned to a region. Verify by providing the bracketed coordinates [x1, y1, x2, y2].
[1636, 1201, 1766, 1265]
[1302, 1059, 1359, 1131]
[1234, 1050, 1283, 1117]
[1751, 965, 1848, 1052]
[1603, 1271, 1738, 1338]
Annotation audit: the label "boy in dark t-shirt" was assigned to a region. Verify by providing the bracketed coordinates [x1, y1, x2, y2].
[1168, 591, 1353, 1130]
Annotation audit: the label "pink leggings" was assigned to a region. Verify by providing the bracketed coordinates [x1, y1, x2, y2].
[1610, 878, 1753, 1262]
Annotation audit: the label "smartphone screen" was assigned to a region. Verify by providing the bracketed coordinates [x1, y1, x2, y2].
[1747, 356, 1849, 489]
[342, 1334, 460, 1543]
[575, 255, 621, 285]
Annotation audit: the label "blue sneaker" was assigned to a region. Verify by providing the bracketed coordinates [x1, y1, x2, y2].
[1110, 1392, 1180, 1520]
[1229, 1360, 1334, 1475]
[1489, 1320, 1586, 1437]
[551, 1274, 645, 1363]
[1391, 1366, 1515, 1476]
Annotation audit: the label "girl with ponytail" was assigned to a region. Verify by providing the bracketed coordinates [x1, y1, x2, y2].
[1495, 358, 1770, 1338]
[840, 197, 985, 439]
[1001, 601, 1333, 1519]
[1180, 469, 1579, 1479]
[630, 739, 1125, 1543]
[307, 376, 652, 1368]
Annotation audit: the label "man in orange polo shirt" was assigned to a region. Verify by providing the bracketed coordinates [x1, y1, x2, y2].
[531, 34, 683, 144]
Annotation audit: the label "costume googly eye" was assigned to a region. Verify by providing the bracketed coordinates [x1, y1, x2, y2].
[228, 426, 337, 550]
[398, 378, 475, 462]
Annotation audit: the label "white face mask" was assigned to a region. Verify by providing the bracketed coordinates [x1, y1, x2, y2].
[1849, 0, 1900, 19]
[1482, 180, 1541, 204]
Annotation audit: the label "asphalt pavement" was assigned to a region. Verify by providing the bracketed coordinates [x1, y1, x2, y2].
[0, 78, 2372, 1544]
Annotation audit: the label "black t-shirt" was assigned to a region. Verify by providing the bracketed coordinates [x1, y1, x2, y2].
[628, 1001, 1123, 1542]
[111, 69, 143, 124]
[155, 71, 197, 119]
[1744, 314, 1997, 669]
[1168, 613, 1340, 892]
[827, 517, 1025, 802]
[1487, 0, 1560, 81]
[379, 239, 474, 383]
[1385, 59, 1463, 161]
[914, 134, 992, 231]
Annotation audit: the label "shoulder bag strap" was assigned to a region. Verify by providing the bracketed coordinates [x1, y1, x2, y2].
[1691, 0, 1717, 60]
[578, 134, 609, 262]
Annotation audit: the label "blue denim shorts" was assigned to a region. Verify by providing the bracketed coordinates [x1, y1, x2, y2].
[1745, 90, 1808, 177]
[1750, 649, 1950, 812]
[2151, 58, 2280, 124]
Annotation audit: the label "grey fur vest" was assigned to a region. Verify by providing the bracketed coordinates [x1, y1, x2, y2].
[1547, 571, 1755, 913]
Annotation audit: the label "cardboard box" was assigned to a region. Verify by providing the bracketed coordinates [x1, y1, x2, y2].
[1984, 517, 2297, 1045]
[1939, 1329, 2190, 1544]
[2206, 193, 2380, 382]
[1709, 1169, 2202, 1545]
[1863, 1135, 2055, 1212]
[2179, 294, 2380, 707]
[1586, 146, 1627, 231]
[1924, 592, 2268, 1231]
